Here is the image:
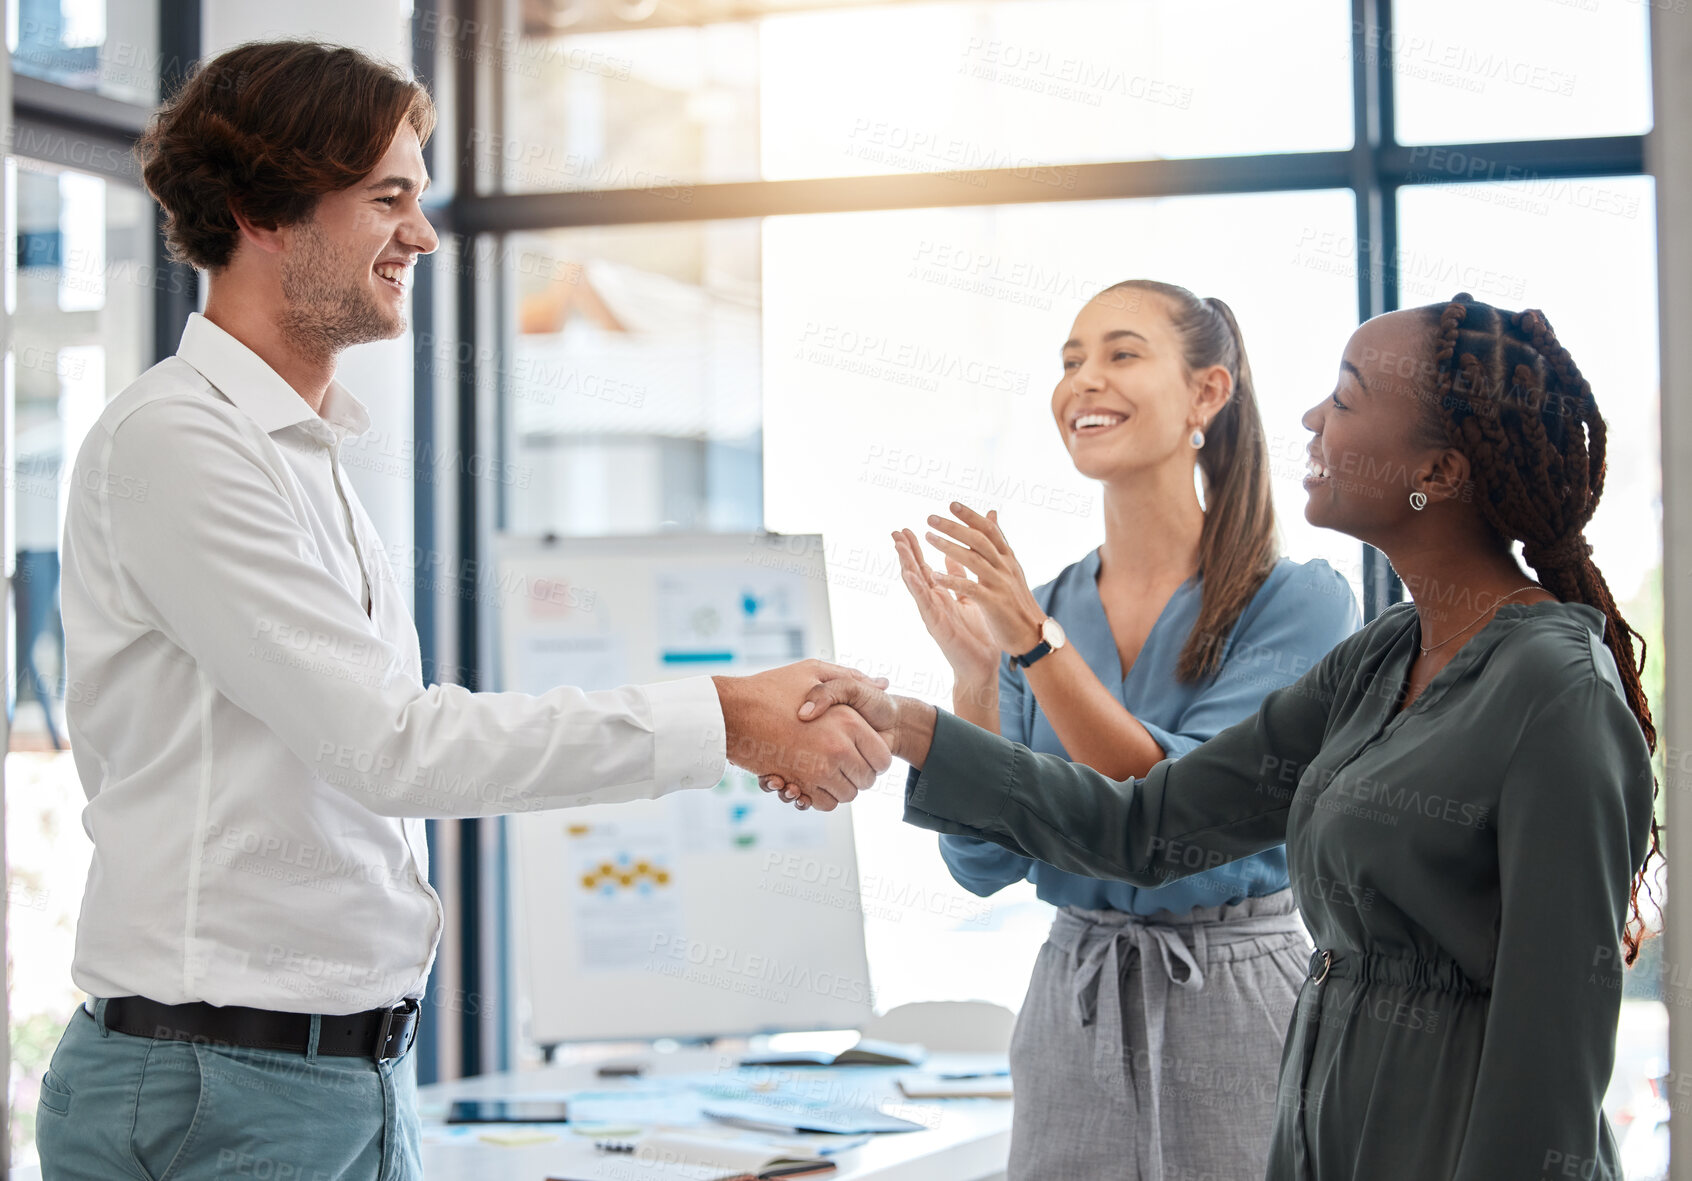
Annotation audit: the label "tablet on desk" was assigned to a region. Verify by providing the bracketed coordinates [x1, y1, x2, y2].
[445, 1098, 570, 1124]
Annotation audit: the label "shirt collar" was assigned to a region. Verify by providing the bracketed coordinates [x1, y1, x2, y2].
[176, 312, 370, 439]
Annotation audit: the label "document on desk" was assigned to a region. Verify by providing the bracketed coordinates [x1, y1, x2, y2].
[703, 1098, 927, 1135]
[549, 1132, 836, 1180]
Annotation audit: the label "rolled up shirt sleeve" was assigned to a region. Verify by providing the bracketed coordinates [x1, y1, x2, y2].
[95, 397, 726, 816]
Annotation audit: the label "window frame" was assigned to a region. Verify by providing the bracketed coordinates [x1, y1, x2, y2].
[444, 0, 1651, 1077]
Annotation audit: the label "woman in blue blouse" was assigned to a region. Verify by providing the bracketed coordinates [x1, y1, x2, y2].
[895, 280, 1359, 1179]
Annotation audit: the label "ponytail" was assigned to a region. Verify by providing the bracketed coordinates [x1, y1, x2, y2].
[1103, 281, 1279, 682]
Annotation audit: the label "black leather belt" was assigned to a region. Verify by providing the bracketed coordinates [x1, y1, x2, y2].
[101, 995, 420, 1061]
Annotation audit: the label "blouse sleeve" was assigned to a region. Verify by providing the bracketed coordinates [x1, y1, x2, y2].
[905, 629, 1354, 886]
[1452, 678, 1654, 1180]
[937, 654, 1038, 898]
[1141, 560, 1359, 759]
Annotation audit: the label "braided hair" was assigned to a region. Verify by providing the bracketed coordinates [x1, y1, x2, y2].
[1418, 292, 1659, 963]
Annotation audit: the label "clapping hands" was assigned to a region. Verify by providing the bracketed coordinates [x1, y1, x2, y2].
[899, 502, 1047, 671]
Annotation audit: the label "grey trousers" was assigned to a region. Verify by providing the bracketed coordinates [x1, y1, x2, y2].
[1006, 891, 1307, 1181]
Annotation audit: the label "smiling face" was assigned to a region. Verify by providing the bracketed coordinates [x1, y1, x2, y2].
[1300, 309, 1459, 545]
[1052, 289, 1215, 484]
[275, 123, 439, 358]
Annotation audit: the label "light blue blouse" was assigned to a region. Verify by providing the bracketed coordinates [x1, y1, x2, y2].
[939, 550, 1360, 916]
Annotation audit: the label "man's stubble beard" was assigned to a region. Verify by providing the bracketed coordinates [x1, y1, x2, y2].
[277, 219, 405, 361]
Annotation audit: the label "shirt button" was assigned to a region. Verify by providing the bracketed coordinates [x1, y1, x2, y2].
[681, 775, 694, 787]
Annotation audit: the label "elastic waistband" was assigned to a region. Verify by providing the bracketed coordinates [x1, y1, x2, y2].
[1308, 947, 1487, 997]
[1050, 898, 1304, 955]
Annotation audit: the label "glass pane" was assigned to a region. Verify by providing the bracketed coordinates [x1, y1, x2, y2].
[499, 221, 763, 535]
[501, 0, 1353, 194]
[1391, 0, 1651, 146]
[1398, 175, 1662, 1144]
[6, 158, 154, 1168]
[10, 0, 161, 105]
[762, 190, 1361, 1009]
[762, 0, 1353, 179]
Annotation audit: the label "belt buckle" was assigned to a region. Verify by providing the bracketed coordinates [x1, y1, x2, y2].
[373, 999, 420, 1061]
[1310, 948, 1332, 985]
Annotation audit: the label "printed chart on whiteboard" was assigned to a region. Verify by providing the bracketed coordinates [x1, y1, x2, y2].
[500, 534, 875, 1043]
[656, 569, 809, 668]
[677, 767, 826, 854]
[566, 817, 682, 973]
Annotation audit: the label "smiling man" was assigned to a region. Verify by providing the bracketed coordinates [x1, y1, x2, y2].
[33, 41, 886, 1181]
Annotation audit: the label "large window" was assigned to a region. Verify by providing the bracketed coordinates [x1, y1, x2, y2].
[3, 2, 183, 1167]
[501, 220, 763, 535]
[9, 0, 161, 105]
[499, 0, 1355, 196]
[5, 159, 156, 1170]
[445, 0, 1665, 1119]
[760, 190, 1362, 1008]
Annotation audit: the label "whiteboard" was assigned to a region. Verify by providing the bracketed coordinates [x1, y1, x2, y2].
[497, 533, 875, 1045]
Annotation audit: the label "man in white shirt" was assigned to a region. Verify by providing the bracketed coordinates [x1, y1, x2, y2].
[34, 41, 889, 1181]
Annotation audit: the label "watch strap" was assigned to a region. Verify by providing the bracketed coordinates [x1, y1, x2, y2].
[1011, 638, 1054, 669]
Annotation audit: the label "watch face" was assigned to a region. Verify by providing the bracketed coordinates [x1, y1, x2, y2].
[1041, 616, 1067, 650]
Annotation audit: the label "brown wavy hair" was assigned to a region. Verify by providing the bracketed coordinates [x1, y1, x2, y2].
[1417, 291, 1659, 963]
[1102, 280, 1280, 682]
[137, 40, 436, 271]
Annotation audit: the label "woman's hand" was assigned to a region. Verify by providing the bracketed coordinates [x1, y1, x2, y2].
[760, 680, 938, 801]
[918, 503, 1047, 658]
[893, 526, 1000, 687]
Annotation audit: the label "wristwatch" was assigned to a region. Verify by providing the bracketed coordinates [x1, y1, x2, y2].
[1010, 616, 1067, 670]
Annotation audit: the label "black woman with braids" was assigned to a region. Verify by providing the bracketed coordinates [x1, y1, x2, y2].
[769, 293, 1658, 1179]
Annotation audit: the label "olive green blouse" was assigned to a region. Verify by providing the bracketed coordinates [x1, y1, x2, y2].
[904, 599, 1655, 1180]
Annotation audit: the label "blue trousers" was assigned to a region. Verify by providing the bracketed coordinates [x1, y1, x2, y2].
[35, 1002, 422, 1181]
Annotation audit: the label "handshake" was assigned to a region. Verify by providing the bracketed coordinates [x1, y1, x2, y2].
[711, 660, 936, 811]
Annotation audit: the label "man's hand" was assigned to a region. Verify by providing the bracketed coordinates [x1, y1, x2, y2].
[758, 677, 939, 800]
[713, 660, 893, 811]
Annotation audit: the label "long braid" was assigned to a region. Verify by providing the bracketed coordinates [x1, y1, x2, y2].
[1424, 292, 1660, 964]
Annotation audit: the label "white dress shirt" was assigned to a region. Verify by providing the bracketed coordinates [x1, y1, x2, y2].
[60, 313, 726, 1013]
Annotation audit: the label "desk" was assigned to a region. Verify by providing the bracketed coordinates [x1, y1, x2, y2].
[419, 1048, 1012, 1181]
[8, 1049, 1012, 1180]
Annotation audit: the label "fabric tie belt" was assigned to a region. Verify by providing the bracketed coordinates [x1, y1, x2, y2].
[1048, 902, 1306, 1181]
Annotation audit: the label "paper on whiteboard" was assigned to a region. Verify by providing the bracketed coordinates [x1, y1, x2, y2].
[656, 568, 810, 669]
[567, 819, 682, 972]
[677, 767, 826, 853]
[514, 633, 628, 695]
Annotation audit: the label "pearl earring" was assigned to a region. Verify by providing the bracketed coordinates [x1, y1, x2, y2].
[1409, 491, 1427, 511]
[1189, 427, 1205, 449]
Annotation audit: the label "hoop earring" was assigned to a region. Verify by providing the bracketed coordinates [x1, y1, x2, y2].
[1189, 428, 1205, 449]
[1409, 491, 1428, 511]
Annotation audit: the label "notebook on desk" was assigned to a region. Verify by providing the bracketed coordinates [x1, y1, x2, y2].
[549, 1132, 837, 1180]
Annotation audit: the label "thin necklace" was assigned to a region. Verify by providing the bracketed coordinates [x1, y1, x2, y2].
[1418, 584, 1543, 656]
